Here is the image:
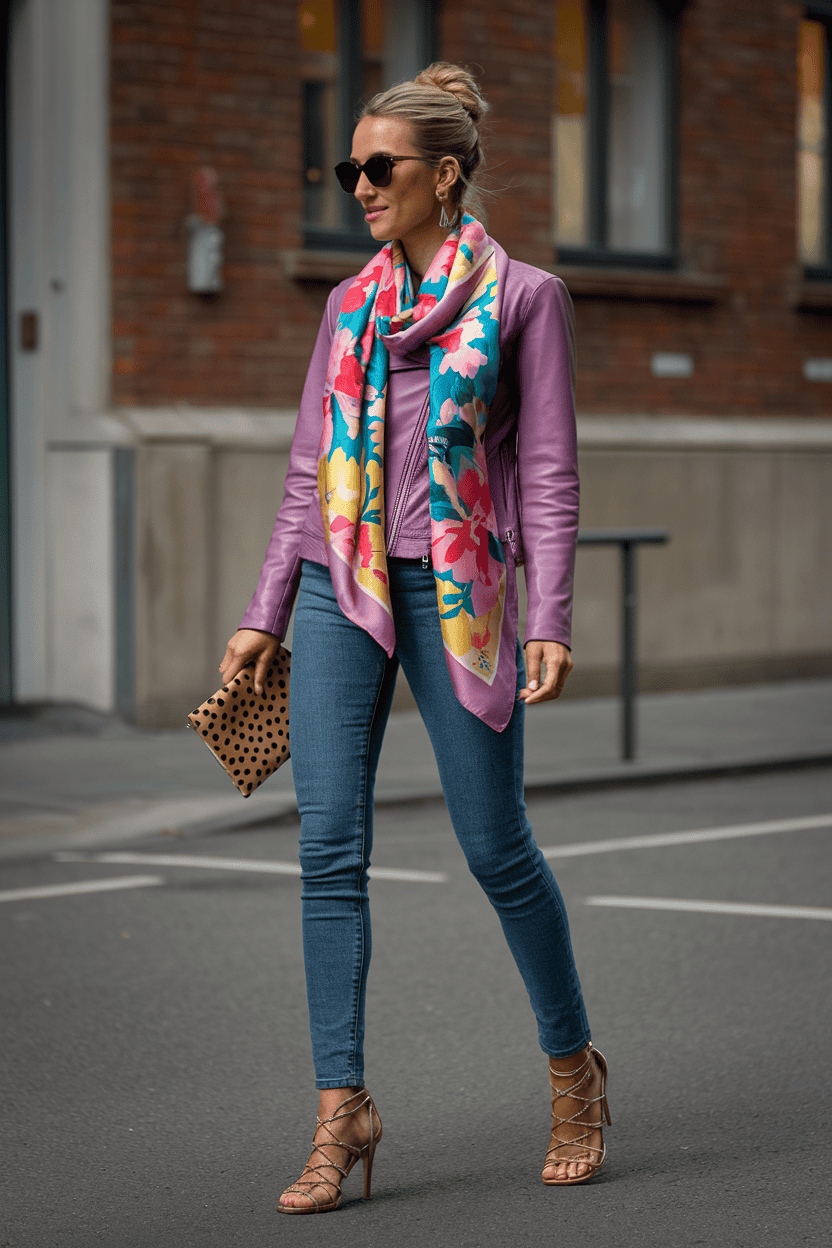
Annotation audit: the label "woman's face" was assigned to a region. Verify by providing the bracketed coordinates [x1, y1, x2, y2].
[349, 115, 448, 245]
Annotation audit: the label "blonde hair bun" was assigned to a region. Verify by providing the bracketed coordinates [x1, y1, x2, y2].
[360, 62, 491, 221]
[414, 63, 489, 128]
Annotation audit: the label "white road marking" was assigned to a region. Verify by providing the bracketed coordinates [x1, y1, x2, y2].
[541, 813, 832, 860]
[55, 851, 447, 885]
[0, 875, 164, 904]
[585, 895, 832, 921]
[369, 867, 447, 883]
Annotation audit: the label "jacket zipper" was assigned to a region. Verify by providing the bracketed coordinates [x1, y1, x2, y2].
[504, 527, 518, 561]
[387, 392, 431, 553]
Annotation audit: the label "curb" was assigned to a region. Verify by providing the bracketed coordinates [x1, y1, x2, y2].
[1, 750, 830, 866]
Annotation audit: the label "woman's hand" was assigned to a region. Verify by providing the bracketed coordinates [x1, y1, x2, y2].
[219, 629, 281, 698]
[518, 640, 573, 704]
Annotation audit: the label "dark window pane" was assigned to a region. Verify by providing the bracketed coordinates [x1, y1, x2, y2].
[300, 0, 339, 229]
[606, 0, 666, 253]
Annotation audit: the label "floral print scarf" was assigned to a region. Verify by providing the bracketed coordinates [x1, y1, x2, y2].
[318, 214, 515, 730]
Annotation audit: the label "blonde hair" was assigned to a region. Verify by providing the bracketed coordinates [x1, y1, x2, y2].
[359, 62, 490, 222]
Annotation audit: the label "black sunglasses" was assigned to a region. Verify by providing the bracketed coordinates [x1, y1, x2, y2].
[334, 154, 430, 193]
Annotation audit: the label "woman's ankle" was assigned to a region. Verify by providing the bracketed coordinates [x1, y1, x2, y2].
[317, 1086, 365, 1118]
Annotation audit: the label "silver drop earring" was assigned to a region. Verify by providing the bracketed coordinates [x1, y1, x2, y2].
[439, 201, 454, 230]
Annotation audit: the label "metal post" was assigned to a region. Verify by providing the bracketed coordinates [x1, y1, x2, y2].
[114, 448, 136, 721]
[576, 528, 670, 763]
[620, 540, 637, 761]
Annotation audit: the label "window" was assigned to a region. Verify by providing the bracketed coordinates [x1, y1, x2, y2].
[299, 0, 437, 250]
[553, 0, 676, 266]
[799, 10, 832, 275]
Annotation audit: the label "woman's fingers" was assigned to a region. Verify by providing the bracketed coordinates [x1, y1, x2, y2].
[519, 641, 573, 704]
[252, 638, 280, 697]
[219, 629, 280, 696]
[523, 642, 543, 694]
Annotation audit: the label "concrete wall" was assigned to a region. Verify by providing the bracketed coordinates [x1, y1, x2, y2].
[127, 416, 832, 726]
[568, 428, 832, 696]
[132, 436, 292, 725]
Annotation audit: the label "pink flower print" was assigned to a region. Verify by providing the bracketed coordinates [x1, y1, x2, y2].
[436, 397, 460, 427]
[334, 351, 364, 401]
[329, 513, 354, 561]
[469, 571, 500, 618]
[341, 267, 381, 313]
[457, 465, 492, 521]
[434, 316, 488, 379]
[375, 278, 398, 320]
[433, 323, 464, 354]
[411, 293, 438, 323]
[471, 626, 491, 651]
[358, 523, 375, 568]
[329, 324, 358, 362]
[433, 515, 490, 583]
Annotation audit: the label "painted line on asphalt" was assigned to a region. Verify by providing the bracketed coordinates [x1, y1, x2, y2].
[0, 875, 164, 904]
[541, 812, 832, 860]
[55, 851, 447, 885]
[584, 895, 832, 921]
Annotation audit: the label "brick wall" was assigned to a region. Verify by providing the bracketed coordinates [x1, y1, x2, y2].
[440, 0, 556, 266]
[111, 0, 832, 416]
[565, 0, 832, 417]
[111, 0, 330, 406]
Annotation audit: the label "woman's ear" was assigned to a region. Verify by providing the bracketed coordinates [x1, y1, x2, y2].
[436, 156, 460, 199]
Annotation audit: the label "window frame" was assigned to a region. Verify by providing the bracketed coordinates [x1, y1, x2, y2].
[803, 3, 832, 280]
[301, 0, 439, 253]
[555, 0, 680, 270]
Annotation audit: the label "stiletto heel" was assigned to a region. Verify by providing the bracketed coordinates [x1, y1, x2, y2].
[362, 1106, 377, 1199]
[543, 1043, 610, 1186]
[277, 1089, 382, 1215]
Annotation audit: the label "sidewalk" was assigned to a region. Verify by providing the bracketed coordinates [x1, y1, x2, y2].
[1, 679, 831, 861]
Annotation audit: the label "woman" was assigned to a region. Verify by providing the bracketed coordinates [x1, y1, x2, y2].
[220, 63, 610, 1213]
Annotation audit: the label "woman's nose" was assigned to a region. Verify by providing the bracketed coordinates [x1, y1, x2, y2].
[354, 171, 374, 201]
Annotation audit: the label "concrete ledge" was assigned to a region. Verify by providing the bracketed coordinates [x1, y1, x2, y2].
[576, 416, 832, 450]
[121, 407, 299, 449]
[792, 281, 832, 311]
[552, 265, 728, 304]
[560, 653, 832, 700]
[283, 248, 375, 283]
[83, 410, 832, 455]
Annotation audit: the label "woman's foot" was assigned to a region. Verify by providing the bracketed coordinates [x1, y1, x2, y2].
[277, 1088, 382, 1214]
[542, 1044, 611, 1185]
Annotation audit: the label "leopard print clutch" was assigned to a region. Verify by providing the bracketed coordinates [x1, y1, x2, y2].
[187, 647, 290, 797]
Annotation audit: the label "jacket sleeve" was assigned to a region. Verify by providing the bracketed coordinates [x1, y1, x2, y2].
[514, 276, 579, 647]
[237, 289, 339, 638]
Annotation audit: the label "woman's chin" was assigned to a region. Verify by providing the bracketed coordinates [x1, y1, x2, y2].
[368, 221, 394, 242]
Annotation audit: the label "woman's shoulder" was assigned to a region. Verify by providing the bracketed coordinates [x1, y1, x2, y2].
[490, 239, 571, 342]
[492, 238, 566, 293]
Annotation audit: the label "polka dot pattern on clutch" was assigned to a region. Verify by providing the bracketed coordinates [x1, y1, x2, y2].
[187, 647, 291, 797]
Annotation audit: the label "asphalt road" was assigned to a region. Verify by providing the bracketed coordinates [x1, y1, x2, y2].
[2, 766, 831, 1247]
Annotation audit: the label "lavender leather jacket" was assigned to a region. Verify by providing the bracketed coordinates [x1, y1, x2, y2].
[240, 239, 579, 648]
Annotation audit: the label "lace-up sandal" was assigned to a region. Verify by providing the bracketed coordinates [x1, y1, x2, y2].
[543, 1043, 611, 1186]
[277, 1089, 382, 1215]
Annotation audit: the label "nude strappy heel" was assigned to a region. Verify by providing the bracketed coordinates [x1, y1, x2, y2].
[277, 1089, 382, 1215]
[543, 1043, 611, 1186]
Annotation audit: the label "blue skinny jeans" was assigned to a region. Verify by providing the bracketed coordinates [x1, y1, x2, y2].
[290, 558, 591, 1089]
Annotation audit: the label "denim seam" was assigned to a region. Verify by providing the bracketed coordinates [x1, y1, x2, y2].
[346, 654, 389, 1086]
